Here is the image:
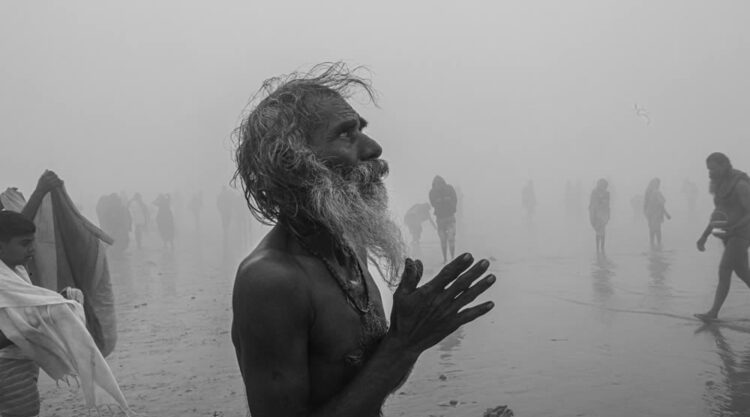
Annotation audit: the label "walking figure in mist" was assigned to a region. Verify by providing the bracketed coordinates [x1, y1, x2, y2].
[404, 202, 436, 249]
[695, 153, 750, 321]
[589, 179, 611, 255]
[153, 193, 175, 250]
[430, 175, 458, 264]
[128, 193, 149, 249]
[643, 178, 671, 249]
[522, 180, 537, 226]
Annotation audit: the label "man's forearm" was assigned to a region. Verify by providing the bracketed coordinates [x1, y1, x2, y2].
[310, 336, 419, 417]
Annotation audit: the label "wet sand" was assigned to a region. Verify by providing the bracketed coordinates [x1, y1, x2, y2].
[38, 231, 248, 416]
[38, 216, 750, 416]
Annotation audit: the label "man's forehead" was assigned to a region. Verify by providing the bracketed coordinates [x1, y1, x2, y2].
[313, 95, 361, 125]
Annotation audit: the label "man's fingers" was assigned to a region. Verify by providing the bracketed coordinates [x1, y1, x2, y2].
[429, 253, 475, 289]
[415, 259, 423, 281]
[446, 259, 490, 296]
[453, 301, 495, 327]
[452, 274, 495, 308]
[397, 258, 420, 293]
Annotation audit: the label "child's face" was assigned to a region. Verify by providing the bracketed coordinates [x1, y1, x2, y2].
[0, 234, 35, 267]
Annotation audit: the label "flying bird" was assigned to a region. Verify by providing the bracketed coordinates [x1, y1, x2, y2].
[634, 104, 651, 125]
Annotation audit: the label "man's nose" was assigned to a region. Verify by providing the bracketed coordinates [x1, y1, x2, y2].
[359, 134, 382, 161]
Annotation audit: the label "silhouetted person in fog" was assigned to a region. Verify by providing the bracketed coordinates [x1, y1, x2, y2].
[404, 203, 435, 247]
[128, 193, 149, 249]
[153, 194, 175, 250]
[643, 178, 671, 249]
[695, 153, 750, 321]
[522, 180, 537, 225]
[230, 63, 496, 417]
[589, 179, 610, 255]
[430, 175, 458, 264]
[682, 179, 699, 219]
[188, 191, 203, 233]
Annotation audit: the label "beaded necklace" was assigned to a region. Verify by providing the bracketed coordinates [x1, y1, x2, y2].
[293, 231, 372, 314]
[286, 222, 388, 365]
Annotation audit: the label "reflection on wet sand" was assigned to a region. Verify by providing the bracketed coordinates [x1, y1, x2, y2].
[697, 324, 750, 416]
[591, 253, 615, 303]
[438, 328, 465, 365]
[646, 249, 673, 306]
[158, 249, 178, 298]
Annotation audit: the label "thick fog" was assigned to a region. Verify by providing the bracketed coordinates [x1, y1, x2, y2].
[3, 0, 749, 231]
[5, 1, 750, 415]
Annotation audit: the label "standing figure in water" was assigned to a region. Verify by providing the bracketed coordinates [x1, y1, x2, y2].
[589, 179, 611, 255]
[695, 153, 750, 321]
[643, 178, 671, 249]
[153, 193, 175, 250]
[521, 180, 537, 226]
[128, 193, 149, 249]
[430, 175, 458, 264]
[404, 203, 435, 248]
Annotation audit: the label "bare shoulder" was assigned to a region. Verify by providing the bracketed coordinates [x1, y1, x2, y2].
[233, 248, 310, 306]
[737, 179, 750, 193]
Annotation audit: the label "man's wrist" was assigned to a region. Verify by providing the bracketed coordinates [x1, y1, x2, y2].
[379, 333, 420, 365]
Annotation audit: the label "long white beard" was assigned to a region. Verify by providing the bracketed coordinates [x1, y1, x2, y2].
[305, 158, 406, 286]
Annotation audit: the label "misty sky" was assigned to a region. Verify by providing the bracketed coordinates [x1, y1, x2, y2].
[2, 0, 749, 220]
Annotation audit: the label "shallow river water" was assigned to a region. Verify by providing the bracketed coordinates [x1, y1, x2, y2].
[38, 216, 750, 417]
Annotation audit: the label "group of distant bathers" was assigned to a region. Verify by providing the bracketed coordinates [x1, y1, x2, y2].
[587, 176, 672, 254]
[3, 62, 749, 417]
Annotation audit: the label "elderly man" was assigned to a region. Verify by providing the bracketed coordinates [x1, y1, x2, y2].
[695, 152, 750, 321]
[231, 63, 497, 417]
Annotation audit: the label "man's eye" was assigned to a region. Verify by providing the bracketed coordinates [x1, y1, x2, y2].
[339, 130, 356, 140]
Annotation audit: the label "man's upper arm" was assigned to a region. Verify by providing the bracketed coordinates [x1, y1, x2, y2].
[232, 260, 312, 417]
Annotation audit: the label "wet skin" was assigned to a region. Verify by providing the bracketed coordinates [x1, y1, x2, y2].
[231, 94, 496, 417]
[696, 160, 750, 319]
